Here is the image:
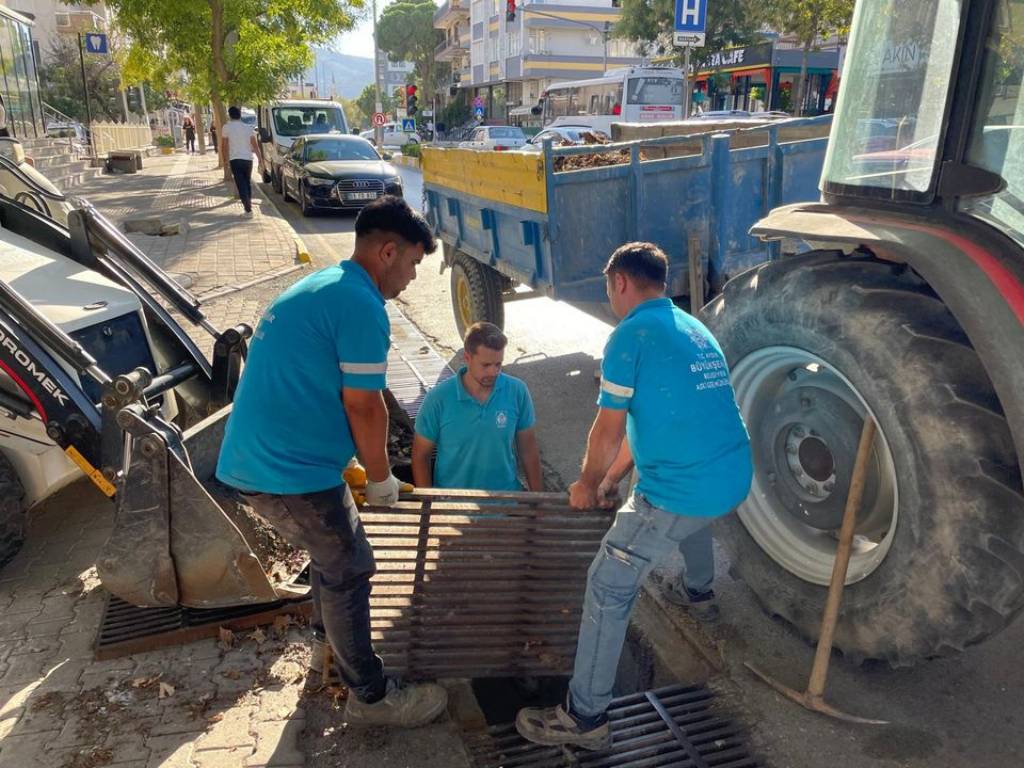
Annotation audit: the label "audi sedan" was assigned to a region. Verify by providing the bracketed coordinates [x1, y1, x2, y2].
[279, 134, 403, 216]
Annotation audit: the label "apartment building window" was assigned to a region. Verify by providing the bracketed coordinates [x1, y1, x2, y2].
[55, 13, 71, 28]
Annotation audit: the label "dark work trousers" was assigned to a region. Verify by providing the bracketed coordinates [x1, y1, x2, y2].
[242, 485, 387, 703]
[185, 131, 196, 152]
[229, 158, 253, 212]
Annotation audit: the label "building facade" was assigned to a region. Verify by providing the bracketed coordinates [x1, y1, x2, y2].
[9, 0, 109, 64]
[436, 0, 642, 124]
[0, 4, 44, 138]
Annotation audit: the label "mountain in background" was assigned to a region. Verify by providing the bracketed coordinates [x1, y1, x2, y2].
[304, 48, 375, 100]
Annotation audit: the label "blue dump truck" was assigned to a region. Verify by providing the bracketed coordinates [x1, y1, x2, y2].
[421, 0, 1024, 675]
[422, 115, 831, 332]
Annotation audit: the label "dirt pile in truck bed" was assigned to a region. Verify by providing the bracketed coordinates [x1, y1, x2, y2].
[552, 130, 646, 172]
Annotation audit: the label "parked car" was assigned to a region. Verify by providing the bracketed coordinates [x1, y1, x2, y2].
[459, 125, 528, 151]
[359, 123, 421, 148]
[278, 134, 403, 216]
[520, 126, 611, 151]
[255, 99, 350, 192]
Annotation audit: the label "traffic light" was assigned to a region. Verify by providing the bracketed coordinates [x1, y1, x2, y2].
[406, 84, 418, 116]
[506, 0, 516, 22]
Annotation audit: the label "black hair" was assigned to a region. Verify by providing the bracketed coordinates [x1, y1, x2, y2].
[464, 322, 508, 354]
[228, 106, 241, 120]
[355, 195, 436, 254]
[604, 241, 668, 287]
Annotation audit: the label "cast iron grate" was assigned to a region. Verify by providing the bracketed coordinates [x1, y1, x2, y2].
[96, 489, 611, 680]
[463, 684, 761, 768]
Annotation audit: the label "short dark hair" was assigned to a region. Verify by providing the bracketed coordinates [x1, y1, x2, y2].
[464, 322, 507, 355]
[228, 106, 241, 120]
[355, 195, 437, 254]
[604, 241, 668, 288]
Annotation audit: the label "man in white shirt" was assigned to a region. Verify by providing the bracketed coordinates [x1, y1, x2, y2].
[220, 105, 259, 217]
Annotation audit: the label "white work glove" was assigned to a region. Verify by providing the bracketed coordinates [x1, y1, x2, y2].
[364, 473, 402, 506]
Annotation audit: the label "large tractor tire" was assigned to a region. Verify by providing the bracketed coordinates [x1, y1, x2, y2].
[450, 252, 505, 338]
[0, 454, 27, 569]
[703, 252, 1024, 665]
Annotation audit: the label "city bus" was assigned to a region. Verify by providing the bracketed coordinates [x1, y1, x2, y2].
[538, 67, 685, 134]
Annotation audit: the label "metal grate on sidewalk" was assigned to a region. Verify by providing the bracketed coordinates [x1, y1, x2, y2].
[386, 301, 453, 419]
[97, 489, 611, 680]
[463, 684, 761, 768]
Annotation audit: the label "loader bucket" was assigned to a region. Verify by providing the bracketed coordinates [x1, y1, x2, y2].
[97, 407, 306, 609]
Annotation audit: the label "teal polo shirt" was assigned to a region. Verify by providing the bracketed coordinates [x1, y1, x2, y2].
[599, 297, 752, 517]
[415, 368, 536, 490]
[217, 261, 389, 494]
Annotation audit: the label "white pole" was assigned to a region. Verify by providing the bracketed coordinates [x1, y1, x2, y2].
[683, 45, 692, 118]
[372, 0, 384, 148]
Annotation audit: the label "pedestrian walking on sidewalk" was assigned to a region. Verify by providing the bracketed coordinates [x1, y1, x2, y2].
[183, 116, 196, 153]
[217, 196, 450, 728]
[221, 106, 259, 217]
[209, 123, 217, 155]
[515, 242, 753, 751]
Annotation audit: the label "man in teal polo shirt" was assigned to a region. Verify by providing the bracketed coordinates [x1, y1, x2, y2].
[516, 242, 752, 750]
[412, 322, 542, 491]
[216, 196, 448, 729]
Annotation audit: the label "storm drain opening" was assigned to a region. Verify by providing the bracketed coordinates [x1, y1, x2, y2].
[463, 683, 761, 768]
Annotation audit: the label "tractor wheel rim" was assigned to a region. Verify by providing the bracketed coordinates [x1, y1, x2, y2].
[731, 346, 899, 585]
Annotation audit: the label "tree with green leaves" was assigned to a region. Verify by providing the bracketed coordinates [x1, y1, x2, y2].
[376, 0, 442, 101]
[39, 38, 129, 122]
[341, 97, 368, 130]
[614, 0, 767, 57]
[356, 84, 395, 122]
[764, 0, 854, 114]
[100, 0, 359, 172]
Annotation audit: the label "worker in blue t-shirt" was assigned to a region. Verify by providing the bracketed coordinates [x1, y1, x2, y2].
[516, 242, 752, 751]
[216, 196, 448, 729]
[412, 322, 542, 491]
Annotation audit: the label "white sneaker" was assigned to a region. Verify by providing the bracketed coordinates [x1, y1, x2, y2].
[243, 210, 254, 218]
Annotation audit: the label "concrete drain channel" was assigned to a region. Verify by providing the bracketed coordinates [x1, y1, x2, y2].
[93, 302, 760, 765]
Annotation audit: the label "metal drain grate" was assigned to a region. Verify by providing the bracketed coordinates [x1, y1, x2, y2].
[463, 684, 761, 768]
[386, 301, 453, 419]
[97, 490, 611, 680]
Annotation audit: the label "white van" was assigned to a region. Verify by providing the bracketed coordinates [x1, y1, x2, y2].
[256, 99, 349, 191]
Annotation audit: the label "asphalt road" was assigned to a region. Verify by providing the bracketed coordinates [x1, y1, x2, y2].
[260, 166, 1024, 768]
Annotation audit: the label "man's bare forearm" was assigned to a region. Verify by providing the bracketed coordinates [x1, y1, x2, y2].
[517, 430, 543, 491]
[344, 392, 391, 481]
[605, 439, 634, 485]
[411, 436, 434, 488]
[579, 418, 624, 489]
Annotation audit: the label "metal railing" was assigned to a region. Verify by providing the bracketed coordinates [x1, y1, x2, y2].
[89, 121, 154, 158]
[41, 101, 88, 158]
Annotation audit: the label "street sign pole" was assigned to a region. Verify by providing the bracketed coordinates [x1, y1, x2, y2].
[683, 45, 691, 118]
[674, 0, 706, 118]
[372, 0, 383, 148]
[77, 33, 94, 155]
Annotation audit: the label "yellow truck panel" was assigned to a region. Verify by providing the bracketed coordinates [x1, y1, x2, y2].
[421, 147, 547, 214]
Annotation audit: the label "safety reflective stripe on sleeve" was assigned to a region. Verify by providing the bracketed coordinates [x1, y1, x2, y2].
[339, 362, 389, 375]
[601, 378, 634, 399]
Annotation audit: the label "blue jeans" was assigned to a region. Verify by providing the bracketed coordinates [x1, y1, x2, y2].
[241, 485, 386, 703]
[568, 493, 716, 718]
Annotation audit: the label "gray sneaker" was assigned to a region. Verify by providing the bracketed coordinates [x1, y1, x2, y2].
[662, 582, 720, 621]
[516, 704, 611, 751]
[344, 681, 448, 728]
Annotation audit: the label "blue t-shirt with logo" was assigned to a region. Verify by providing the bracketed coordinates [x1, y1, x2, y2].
[598, 298, 752, 517]
[415, 368, 535, 490]
[217, 261, 389, 494]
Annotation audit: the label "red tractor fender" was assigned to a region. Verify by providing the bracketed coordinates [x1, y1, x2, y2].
[752, 202, 1024, 474]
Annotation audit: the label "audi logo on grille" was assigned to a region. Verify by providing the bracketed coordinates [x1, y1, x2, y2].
[353, 180, 373, 188]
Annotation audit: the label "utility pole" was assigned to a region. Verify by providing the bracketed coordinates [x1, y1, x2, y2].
[372, 0, 384, 148]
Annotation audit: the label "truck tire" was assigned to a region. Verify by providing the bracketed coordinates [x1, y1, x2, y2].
[0, 454, 27, 570]
[702, 252, 1024, 665]
[450, 252, 504, 337]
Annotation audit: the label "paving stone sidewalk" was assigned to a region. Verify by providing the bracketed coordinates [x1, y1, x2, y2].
[71, 150, 303, 299]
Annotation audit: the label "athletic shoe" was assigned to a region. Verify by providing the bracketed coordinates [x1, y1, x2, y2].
[344, 680, 448, 728]
[515, 704, 611, 751]
[662, 582, 720, 621]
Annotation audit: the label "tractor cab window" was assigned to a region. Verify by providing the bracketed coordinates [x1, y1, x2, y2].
[822, 0, 962, 201]
[959, 0, 1024, 248]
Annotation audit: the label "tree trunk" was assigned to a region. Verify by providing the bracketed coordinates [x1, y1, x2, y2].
[794, 42, 810, 116]
[194, 108, 207, 154]
[209, 0, 232, 180]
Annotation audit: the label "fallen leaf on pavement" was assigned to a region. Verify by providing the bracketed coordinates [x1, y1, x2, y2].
[207, 712, 224, 725]
[272, 615, 292, 638]
[131, 675, 161, 689]
[222, 670, 242, 680]
[217, 627, 236, 650]
[158, 682, 175, 699]
[250, 627, 267, 645]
